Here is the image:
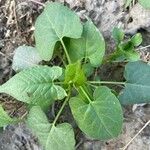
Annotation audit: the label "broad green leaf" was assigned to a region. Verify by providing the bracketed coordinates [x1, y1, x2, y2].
[64, 61, 86, 86]
[12, 46, 42, 72]
[131, 33, 142, 47]
[119, 61, 150, 104]
[138, 0, 150, 9]
[112, 27, 124, 44]
[67, 20, 105, 67]
[35, 2, 83, 61]
[0, 66, 67, 108]
[27, 106, 75, 150]
[69, 86, 123, 140]
[0, 105, 15, 127]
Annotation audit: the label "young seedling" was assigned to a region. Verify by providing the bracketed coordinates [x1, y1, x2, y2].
[0, 2, 150, 150]
[104, 27, 142, 63]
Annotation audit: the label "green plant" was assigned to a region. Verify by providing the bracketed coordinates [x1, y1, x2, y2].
[104, 27, 142, 63]
[125, 0, 150, 8]
[0, 2, 150, 150]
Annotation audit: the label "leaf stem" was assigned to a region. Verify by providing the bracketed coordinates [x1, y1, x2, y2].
[60, 39, 71, 64]
[86, 82, 98, 88]
[52, 89, 71, 126]
[73, 85, 92, 103]
[79, 86, 92, 103]
[55, 81, 65, 85]
[88, 81, 125, 85]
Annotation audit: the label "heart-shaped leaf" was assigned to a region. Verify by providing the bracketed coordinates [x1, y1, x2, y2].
[67, 20, 105, 67]
[35, 2, 83, 61]
[12, 46, 42, 72]
[119, 61, 150, 104]
[27, 106, 75, 150]
[0, 66, 67, 108]
[69, 86, 123, 140]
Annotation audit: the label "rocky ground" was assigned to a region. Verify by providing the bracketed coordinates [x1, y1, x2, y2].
[0, 0, 150, 149]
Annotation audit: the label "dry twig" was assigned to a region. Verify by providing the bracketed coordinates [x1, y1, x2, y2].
[121, 120, 150, 150]
[29, 0, 45, 7]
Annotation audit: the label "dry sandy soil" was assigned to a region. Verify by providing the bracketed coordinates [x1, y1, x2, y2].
[0, 0, 150, 150]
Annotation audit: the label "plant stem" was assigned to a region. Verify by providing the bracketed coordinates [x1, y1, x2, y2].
[55, 81, 64, 85]
[60, 39, 71, 64]
[51, 38, 71, 126]
[52, 90, 71, 126]
[79, 86, 92, 103]
[73, 85, 92, 103]
[88, 81, 125, 85]
[86, 82, 98, 88]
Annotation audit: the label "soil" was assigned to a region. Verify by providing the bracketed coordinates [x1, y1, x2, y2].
[0, 0, 150, 150]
